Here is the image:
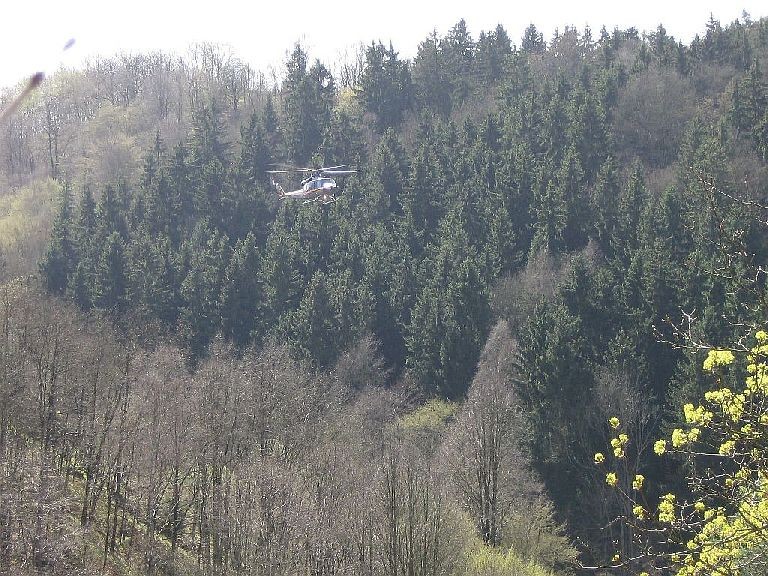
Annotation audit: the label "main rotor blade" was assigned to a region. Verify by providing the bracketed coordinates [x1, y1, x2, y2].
[269, 164, 356, 175]
[323, 169, 357, 176]
[268, 163, 313, 172]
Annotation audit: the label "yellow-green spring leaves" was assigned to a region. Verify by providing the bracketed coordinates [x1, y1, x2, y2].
[671, 428, 689, 448]
[658, 493, 676, 524]
[598, 420, 633, 489]
[703, 388, 745, 422]
[702, 349, 735, 371]
[745, 358, 768, 394]
[718, 439, 736, 456]
[594, 452, 605, 464]
[683, 403, 713, 426]
[603, 332, 768, 576]
[610, 433, 629, 458]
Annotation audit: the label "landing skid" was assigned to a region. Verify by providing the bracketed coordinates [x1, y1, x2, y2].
[302, 196, 336, 205]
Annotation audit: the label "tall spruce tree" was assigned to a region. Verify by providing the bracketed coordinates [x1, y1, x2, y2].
[282, 44, 335, 163]
[360, 42, 412, 130]
[40, 183, 76, 295]
[179, 223, 231, 359]
[406, 208, 489, 397]
[189, 102, 231, 228]
[220, 232, 263, 347]
[92, 231, 128, 313]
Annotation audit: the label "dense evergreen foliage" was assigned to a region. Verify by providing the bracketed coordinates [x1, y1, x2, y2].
[2, 12, 768, 576]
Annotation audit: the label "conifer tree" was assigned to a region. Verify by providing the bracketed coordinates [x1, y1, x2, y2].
[179, 223, 230, 359]
[236, 113, 272, 191]
[590, 157, 621, 255]
[361, 223, 414, 369]
[282, 45, 335, 163]
[476, 25, 512, 85]
[282, 270, 336, 366]
[363, 129, 408, 220]
[128, 229, 179, 327]
[220, 233, 263, 347]
[260, 210, 303, 329]
[521, 24, 546, 54]
[517, 299, 593, 506]
[168, 141, 192, 243]
[557, 145, 588, 251]
[567, 77, 609, 180]
[95, 184, 126, 244]
[224, 115, 273, 243]
[65, 185, 98, 309]
[442, 20, 476, 108]
[615, 164, 648, 262]
[75, 185, 97, 254]
[530, 164, 567, 256]
[68, 261, 92, 310]
[320, 104, 366, 170]
[136, 133, 172, 237]
[412, 32, 451, 116]
[406, 208, 489, 397]
[189, 102, 231, 226]
[360, 42, 412, 130]
[40, 183, 77, 295]
[402, 130, 444, 252]
[92, 231, 128, 313]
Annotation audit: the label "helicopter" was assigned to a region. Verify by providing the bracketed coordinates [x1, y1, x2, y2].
[267, 164, 357, 205]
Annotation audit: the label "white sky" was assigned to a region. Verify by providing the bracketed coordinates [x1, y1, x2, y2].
[1, 0, 767, 89]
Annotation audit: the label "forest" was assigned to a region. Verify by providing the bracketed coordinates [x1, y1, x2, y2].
[2, 12, 768, 576]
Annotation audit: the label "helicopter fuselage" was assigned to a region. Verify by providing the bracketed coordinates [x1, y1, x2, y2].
[268, 165, 355, 205]
[283, 177, 338, 203]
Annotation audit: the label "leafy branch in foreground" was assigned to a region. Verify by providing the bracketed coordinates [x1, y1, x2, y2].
[593, 332, 768, 575]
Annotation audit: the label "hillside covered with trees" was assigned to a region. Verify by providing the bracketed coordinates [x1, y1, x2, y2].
[2, 12, 768, 576]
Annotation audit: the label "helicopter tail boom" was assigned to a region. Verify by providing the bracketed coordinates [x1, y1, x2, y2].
[270, 178, 285, 197]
